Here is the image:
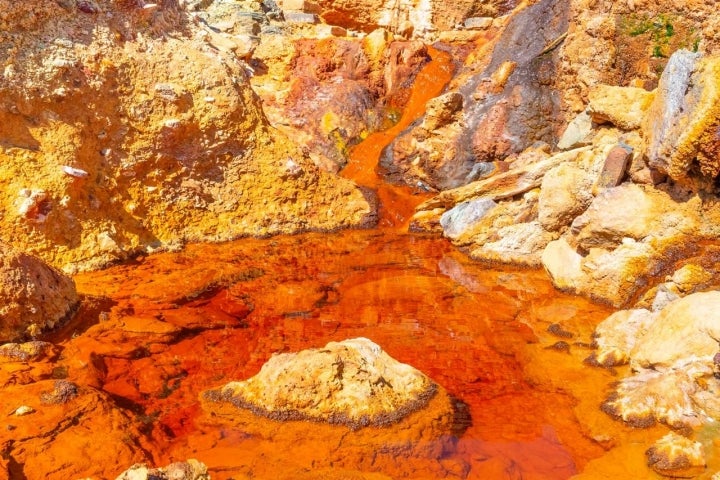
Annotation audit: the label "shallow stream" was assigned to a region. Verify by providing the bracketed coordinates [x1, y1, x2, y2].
[61, 47, 665, 479]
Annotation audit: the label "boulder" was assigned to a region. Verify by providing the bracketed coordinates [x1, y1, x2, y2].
[538, 163, 593, 231]
[591, 309, 655, 367]
[203, 337, 439, 429]
[569, 183, 697, 251]
[645, 51, 720, 181]
[593, 143, 633, 192]
[630, 291, 720, 369]
[541, 238, 584, 292]
[556, 110, 593, 150]
[0, 243, 78, 342]
[440, 198, 497, 241]
[587, 85, 654, 130]
[542, 235, 683, 307]
[470, 221, 558, 267]
[646, 432, 706, 478]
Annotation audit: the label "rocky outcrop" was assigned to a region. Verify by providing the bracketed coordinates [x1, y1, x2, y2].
[382, 0, 569, 191]
[253, 31, 430, 172]
[0, 0, 375, 272]
[558, 0, 720, 115]
[203, 337, 439, 428]
[595, 292, 720, 431]
[645, 52, 720, 182]
[0, 243, 78, 342]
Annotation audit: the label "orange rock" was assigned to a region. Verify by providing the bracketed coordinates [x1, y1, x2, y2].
[0, 243, 78, 342]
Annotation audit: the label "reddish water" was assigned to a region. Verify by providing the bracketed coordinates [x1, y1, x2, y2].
[57, 45, 664, 480]
[70, 230, 629, 480]
[341, 46, 453, 230]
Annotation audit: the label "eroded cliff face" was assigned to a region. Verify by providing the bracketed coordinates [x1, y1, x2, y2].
[0, 0, 374, 273]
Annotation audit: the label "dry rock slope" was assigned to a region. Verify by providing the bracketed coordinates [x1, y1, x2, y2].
[0, 0, 375, 273]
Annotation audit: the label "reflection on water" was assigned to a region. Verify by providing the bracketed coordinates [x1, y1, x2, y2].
[69, 229, 625, 479]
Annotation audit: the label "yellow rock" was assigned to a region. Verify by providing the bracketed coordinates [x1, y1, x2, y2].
[587, 84, 655, 130]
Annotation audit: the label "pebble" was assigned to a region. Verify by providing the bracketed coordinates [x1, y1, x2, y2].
[62, 166, 90, 178]
[13, 405, 35, 416]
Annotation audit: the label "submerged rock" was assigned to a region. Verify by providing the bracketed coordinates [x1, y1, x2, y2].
[204, 337, 438, 429]
[0, 380, 148, 479]
[0, 243, 78, 342]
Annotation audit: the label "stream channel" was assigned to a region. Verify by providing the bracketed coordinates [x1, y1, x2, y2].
[60, 47, 668, 479]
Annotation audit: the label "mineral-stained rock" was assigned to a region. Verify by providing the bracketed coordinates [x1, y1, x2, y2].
[253, 33, 430, 172]
[542, 235, 689, 307]
[556, 110, 593, 150]
[0, 381, 148, 480]
[601, 360, 718, 429]
[541, 238, 583, 292]
[200, 338, 464, 478]
[469, 221, 558, 267]
[418, 147, 586, 211]
[422, 92, 464, 131]
[538, 163, 593, 231]
[0, 242, 78, 342]
[40, 379, 79, 405]
[645, 51, 720, 181]
[569, 183, 698, 252]
[646, 432, 706, 478]
[590, 309, 655, 367]
[0, 0, 375, 272]
[115, 459, 210, 480]
[593, 144, 633, 193]
[587, 85, 654, 131]
[440, 198, 497, 241]
[312, 0, 517, 35]
[382, 0, 569, 190]
[0, 341, 55, 363]
[630, 291, 720, 370]
[203, 337, 439, 429]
